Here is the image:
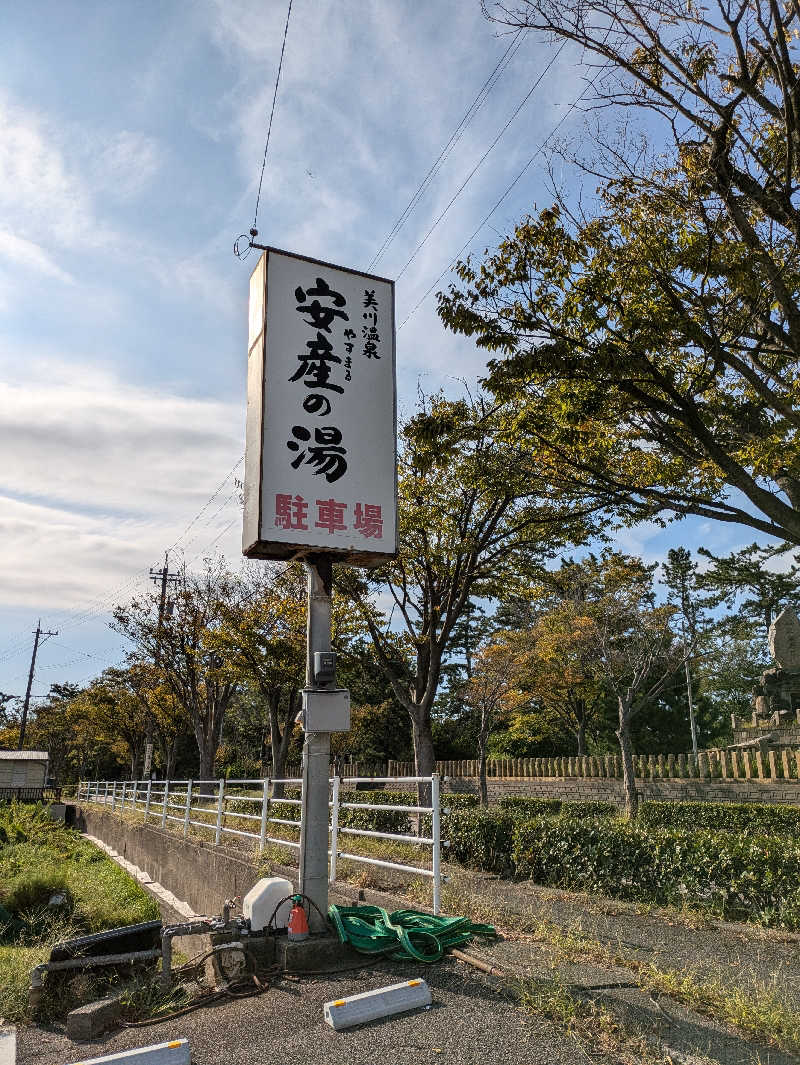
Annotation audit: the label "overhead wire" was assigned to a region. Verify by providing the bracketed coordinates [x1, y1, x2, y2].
[0, 455, 244, 674]
[167, 455, 244, 554]
[397, 66, 603, 332]
[367, 29, 526, 272]
[251, 0, 294, 236]
[394, 41, 566, 283]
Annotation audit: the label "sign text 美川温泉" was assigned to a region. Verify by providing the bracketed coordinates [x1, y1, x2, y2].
[243, 248, 397, 566]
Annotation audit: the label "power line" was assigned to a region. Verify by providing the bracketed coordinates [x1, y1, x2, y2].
[397, 69, 598, 332]
[167, 455, 243, 554]
[251, 0, 294, 237]
[395, 42, 566, 283]
[367, 29, 526, 272]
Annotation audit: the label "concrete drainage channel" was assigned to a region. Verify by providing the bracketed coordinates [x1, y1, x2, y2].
[13, 833, 494, 1065]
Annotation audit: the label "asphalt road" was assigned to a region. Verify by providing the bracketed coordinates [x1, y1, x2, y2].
[17, 957, 571, 1065]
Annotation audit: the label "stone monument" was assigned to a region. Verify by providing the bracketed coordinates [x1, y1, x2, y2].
[752, 606, 800, 724]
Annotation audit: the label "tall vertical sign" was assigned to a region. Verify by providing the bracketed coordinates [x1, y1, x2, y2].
[242, 246, 397, 931]
[243, 247, 397, 565]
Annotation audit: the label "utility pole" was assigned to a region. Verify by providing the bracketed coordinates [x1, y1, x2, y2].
[19, 620, 58, 749]
[299, 557, 335, 931]
[146, 552, 181, 777]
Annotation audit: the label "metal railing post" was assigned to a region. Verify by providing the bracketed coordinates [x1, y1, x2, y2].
[104, 781, 109, 807]
[329, 775, 341, 884]
[120, 781, 127, 811]
[431, 772, 441, 916]
[144, 779, 152, 822]
[161, 780, 170, 829]
[132, 779, 138, 813]
[259, 778, 269, 851]
[215, 778, 225, 845]
[183, 780, 193, 838]
[111, 781, 117, 811]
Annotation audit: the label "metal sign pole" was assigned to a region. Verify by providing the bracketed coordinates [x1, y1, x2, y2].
[299, 557, 333, 931]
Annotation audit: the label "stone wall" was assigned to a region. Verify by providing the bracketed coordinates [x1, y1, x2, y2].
[446, 775, 800, 807]
[732, 723, 800, 746]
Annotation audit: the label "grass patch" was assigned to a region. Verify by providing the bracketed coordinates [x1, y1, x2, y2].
[640, 966, 800, 1055]
[515, 974, 668, 1063]
[0, 802, 159, 1023]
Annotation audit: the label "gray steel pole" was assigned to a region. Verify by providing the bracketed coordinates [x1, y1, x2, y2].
[299, 558, 333, 931]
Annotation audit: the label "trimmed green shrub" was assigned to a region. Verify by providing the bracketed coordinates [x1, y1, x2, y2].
[511, 815, 800, 927]
[500, 797, 562, 817]
[638, 800, 800, 835]
[268, 789, 480, 836]
[499, 797, 617, 820]
[444, 809, 517, 874]
[560, 800, 618, 819]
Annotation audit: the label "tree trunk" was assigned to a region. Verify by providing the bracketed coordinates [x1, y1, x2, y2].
[477, 734, 488, 808]
[196, 739, 217, 796]
[616, 699, 638, 819]
[269, 689, 299, 799]
[411, 709, 436, 820]
[576, 718, 587, 756]
[165, 735, 177, 780]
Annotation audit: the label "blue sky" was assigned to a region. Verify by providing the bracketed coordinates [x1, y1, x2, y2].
[0, 0, 759, 701]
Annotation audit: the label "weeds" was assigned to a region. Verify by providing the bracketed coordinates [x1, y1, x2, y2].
[515, 974, 670, 1064]
[640, 966, 800, 1055]
[0, 803, 159, 1023]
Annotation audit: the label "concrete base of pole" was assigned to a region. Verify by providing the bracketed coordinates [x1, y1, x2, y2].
[277, 934, 361, 972]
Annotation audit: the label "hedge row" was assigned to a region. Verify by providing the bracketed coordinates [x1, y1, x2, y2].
[637, 800, 800, 835]
[499, 797, 617, 819]
[269, 789, 479, 836]
[499, 796, 800, 836]
[512, 815, 800, 927]
[445, 806, 800, 927]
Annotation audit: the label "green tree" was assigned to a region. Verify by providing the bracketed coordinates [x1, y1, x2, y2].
[113, 561, 241, 785]
[698, 543, 800, 639]
[345, 394, 591, 795]
[462, 633, 530, 804]
[69, 669, 150, 779]
[439, 0, 800, 545]
[661, 547, 710, 754]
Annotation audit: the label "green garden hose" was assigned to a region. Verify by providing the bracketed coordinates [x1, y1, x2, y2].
[328, 904, 496, 964]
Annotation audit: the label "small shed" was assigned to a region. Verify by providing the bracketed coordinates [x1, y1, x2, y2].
[0, 750, 49, 794]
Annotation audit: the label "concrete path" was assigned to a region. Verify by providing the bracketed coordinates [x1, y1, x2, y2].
[445, 865, 800, 1010]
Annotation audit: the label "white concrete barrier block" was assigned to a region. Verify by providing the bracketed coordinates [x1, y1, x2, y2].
[66, 1038, 190, 1065]
[324, 979, 432, 1030]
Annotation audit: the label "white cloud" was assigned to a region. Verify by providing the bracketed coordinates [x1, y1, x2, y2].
[91, 130, 162, 201]
[0, 355, 244, 611]
[0, 93, 95, 248]
[0, 229, 74, 283]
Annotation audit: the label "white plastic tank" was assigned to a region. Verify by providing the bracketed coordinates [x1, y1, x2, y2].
[242, 877, 294, 931]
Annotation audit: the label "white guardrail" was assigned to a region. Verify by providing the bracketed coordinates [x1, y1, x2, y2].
[77, 773, 444, 914]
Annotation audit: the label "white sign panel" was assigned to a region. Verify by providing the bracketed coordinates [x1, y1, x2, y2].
[243, 247, 397, 566]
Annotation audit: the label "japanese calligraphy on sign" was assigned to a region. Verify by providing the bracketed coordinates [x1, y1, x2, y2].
[243, 247, 397, 566]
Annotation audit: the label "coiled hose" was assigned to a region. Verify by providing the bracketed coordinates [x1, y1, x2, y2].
[328, 905, 496, 964]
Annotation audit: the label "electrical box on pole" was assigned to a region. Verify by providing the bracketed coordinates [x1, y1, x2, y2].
[242, 245, 397, 931]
